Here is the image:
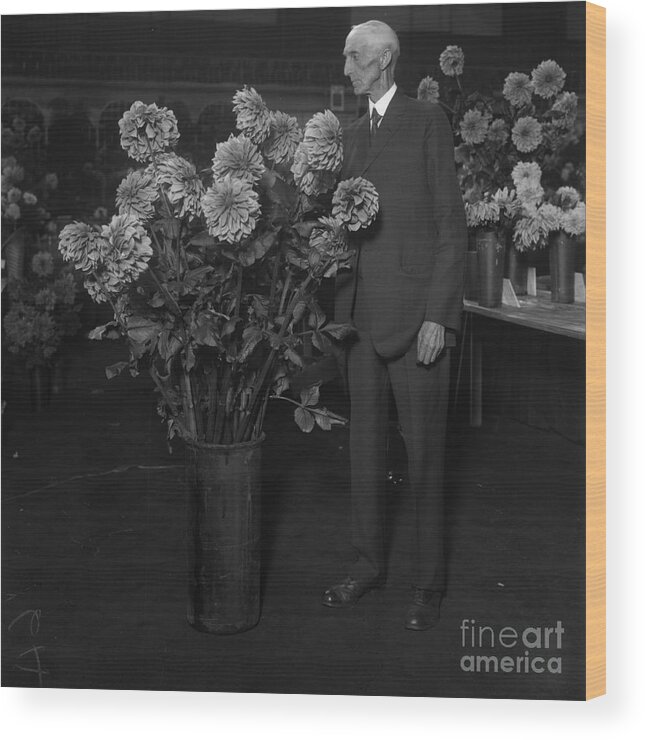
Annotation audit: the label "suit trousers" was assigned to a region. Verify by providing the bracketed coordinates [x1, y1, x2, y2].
[346, 329, 450, 592]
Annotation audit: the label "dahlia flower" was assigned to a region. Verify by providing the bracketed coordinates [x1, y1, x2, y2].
[551, 92, 578, 126]
[3, 202, 21, 221]
[309, 216, 348, 261]
[201, 175, 261, 245]
[439, 45, 465, 77]
[332, 177, 379, 232]
[118, 101, 180, 163]
[513, 214, 544, 252]
[531, 60, 566, 99]
[417, 76, 440, 104]
[100, 214, 153, 288]
[116, 169, 159, 221]
[31, 251, 55, 277]
[303, 110, 343, 173]
[460, 109, 491, 145]
[291, 142, 336, 197]
[58, 222, 110, 272]
[464, 200, 500, 228]
[492, 187, 521, 216]
[232, 87, 272, 145]
[265, 111, 302, 165]
[503, 72, 534, 108]
[554, 186, 581, 210]
[211, 134, 265, 185]
[536, 203, 562, 233]
[560, 202, 586, 236]
[83, 275, 109, 304]
[153, 153, 204, 218]
[512, 116, 543, 153]
[487, 119, 509, 146]
[511, 161, 542, 190]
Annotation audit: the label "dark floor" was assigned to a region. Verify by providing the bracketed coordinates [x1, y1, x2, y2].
[1, 333, 586, 699]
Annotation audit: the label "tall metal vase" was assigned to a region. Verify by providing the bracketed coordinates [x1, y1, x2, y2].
[549, 230, 577, 304]
[185, 435, 264, 635]
[476, 228, 506, 308]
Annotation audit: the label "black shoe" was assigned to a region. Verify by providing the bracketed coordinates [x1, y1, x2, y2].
[404, 589, 442, 630]
[321, 577, 374, 608]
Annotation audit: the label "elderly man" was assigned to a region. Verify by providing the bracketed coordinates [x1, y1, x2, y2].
[322, 20, 467, 630]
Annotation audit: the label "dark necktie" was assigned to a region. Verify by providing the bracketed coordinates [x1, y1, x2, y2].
[370, 108, 382, 141]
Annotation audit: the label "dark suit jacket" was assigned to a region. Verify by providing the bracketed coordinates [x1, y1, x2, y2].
[335, 90, 468, 359]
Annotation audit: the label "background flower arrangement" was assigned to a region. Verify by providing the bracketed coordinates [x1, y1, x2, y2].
[418, 47, 585, 255]
[57, 89, 379, 446]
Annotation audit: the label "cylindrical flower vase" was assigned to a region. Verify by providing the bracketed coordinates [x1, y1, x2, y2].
[464, 250, 479, 302]
[549, 230, 576, 304]
[185, 435, 264, 635]
[476, 228, 505, 308]
[506, 243, 528, 296]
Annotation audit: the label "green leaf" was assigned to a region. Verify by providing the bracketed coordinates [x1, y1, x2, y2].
[105, 361, 128, 380]
[300, 384, 320, 407]
[240, 326, 263, 362]
[314, 411, 332, 431]
[321, 322, 355, 340]
[294, 406, 315, 433]
[126, 316, 161, 345]
[189, 231, 217, 248]
[88, 322, 120, 341]
[285, 348, 303, 367]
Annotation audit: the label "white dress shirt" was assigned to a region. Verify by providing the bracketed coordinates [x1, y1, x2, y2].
[368, 83, 398, 126]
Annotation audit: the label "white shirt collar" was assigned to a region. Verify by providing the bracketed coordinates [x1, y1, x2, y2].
[369, 83, 397, 119]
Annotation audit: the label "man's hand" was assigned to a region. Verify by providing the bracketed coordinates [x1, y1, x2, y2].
[417, 321, 445, 365]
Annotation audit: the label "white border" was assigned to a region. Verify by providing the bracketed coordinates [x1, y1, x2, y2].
[2, 0, 644, 737]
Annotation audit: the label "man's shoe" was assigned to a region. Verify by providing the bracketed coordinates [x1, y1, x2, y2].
[322, 577, 374, 608]
[404, 589, 442, 630]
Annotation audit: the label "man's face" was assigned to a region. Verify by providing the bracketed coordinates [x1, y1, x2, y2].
[343, 31, 382, 97]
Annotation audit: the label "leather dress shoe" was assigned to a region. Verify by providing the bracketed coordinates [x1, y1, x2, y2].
[404, 589, 442, 630]
[322, 577, 374, 608]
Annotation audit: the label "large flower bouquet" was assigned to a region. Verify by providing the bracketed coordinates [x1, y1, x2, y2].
[57, 90, 379, 445]
[418, 48, 584, 250]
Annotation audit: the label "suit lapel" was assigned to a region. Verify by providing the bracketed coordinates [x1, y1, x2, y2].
[359, 91, 407, 176]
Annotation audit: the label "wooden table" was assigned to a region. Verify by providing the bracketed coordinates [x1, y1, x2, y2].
[460, 292, 586, 426]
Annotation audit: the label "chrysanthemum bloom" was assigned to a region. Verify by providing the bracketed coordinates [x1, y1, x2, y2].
[3, 202, 21, 221]
[2, 160, 24, 186]
[460, 109, 491, 145]
[439, 45, 465, 77]
[512, 116, 543, 153]
[492, 187, 520, 216]
[118, 101, 180, 163]
[211, 134, 265, 185]
[503, 72, 534, 108]
[487, 118, 509, 146]
[153, 153, 204, 218]
[554, 186, 580, 210]
[31, 251, 55, 277]
[7, 187, 22, 204]
[511, 161, 542, 190]
[536, 203, 562, 233]
[34, 286, 57, 311]
[531, 60, 566, 99]
[201, 175, 261, 245]
[116, 170, 159, 221]
[561, 202, 586, 236]
[332, 177, 379, 232]
[59, 222, 110, 272]
[513, 215, 543, 252]
[417, 76, 440, 104]
[232, 87, 272, 145]
[550, 91, 578, 126]
[265, 111, 302, 165]
[515, 181, 545, 207]
[303, 110, 343, 173]
[100, 214, 153, 288]
[291, 142, 336, 197]
[464, 200, 500, 228]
